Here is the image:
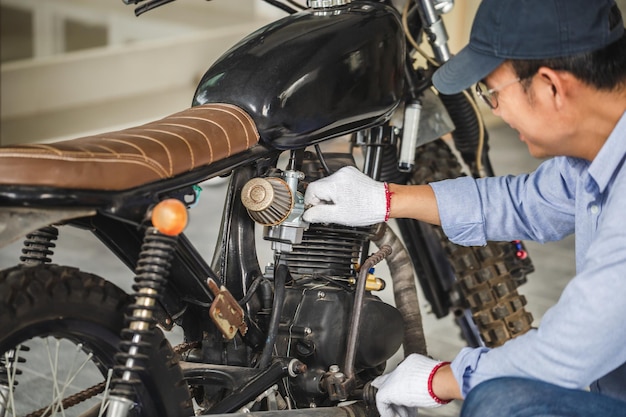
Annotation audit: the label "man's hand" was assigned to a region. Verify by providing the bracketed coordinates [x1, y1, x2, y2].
[372, 354, 451, 417]
[303, 166, 390, 227]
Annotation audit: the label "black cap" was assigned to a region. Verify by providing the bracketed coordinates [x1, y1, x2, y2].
[432, 0, 624, 94]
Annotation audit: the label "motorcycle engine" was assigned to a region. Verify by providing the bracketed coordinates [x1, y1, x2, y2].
[243, 152, 404, 407]
[275, 284, 403, 407]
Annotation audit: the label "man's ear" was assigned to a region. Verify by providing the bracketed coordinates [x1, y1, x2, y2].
[536, 67, 569, 109]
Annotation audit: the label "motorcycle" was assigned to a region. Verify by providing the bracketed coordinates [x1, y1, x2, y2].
[0, 0, 535, 416]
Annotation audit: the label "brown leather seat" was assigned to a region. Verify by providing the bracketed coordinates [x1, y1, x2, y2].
[0, 104, 259, 191]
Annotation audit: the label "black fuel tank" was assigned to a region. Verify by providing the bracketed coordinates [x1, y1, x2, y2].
[192, 2, 405, 150]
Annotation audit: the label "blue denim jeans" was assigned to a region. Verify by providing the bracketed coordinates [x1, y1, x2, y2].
[461, 377, 626, 417]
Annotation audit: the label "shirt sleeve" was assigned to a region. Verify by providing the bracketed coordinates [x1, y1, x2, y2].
[442, 159, 626, 397]
[450, 237, 626, 397]
[430, 157, 577, 246]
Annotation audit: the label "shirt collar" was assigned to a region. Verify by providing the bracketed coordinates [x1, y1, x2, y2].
[588, 111, 626, 193]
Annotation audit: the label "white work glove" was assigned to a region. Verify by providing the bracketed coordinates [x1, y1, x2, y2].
[303, 166, 390, 227]
[372, 354, 451, 417]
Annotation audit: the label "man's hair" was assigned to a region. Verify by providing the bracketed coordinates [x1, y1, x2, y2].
[511, 33, 626, 91]
[511, 6, 626, 91]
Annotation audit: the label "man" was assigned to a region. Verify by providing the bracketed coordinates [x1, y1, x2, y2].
[302, 0, 626, 416]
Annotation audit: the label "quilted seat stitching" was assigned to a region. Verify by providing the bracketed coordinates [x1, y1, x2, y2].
[22, 143, 64, 156]
[102, 135, 171, 175]
[189, 104, 260, 145]
[143, 128, 195, 171]
[165, 116, 234, 156]
[76, 146, 95, 157]
[97, 138, 148, 160]
[0, 153, 169, 177]
[92, 144, 120, 155]
[160, 123, 214, 165]
[0, 103, 260, 190]
[191, 106, 256, 149]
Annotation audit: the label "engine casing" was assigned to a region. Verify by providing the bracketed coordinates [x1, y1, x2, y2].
[275, 285, 403, 406]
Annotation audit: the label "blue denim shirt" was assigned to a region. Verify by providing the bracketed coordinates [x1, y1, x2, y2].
[430, 112, 626, 400]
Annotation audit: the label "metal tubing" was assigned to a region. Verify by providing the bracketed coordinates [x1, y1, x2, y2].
[343, 245, 392, 380]
[179, 361, 263, 388]
[257, 263, 288, 369]
[199, 402, 371, 417]
[105, 395, 134, 417]
[362, 128, 385, 180]
[415, 0, 451, 63]
[209, 359, 297, 414]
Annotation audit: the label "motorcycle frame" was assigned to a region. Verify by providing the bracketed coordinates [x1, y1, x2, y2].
[1, 0, 460, 318]
[0, 0, 482, 413]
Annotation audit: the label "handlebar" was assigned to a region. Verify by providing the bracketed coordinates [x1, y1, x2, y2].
[123, 0, 177, 16]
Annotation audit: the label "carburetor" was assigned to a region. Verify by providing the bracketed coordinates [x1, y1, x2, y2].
[241, 169, 307, 253]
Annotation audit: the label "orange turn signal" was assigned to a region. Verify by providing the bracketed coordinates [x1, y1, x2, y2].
[151, 199, 188, 236]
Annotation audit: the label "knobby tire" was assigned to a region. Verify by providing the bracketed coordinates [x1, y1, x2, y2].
[0, 264, 193, 417]
[412, 139, 534, 347]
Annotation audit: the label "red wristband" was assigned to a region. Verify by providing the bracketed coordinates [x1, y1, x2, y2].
[427, 361, 452, 405]
[384, 183, 392, 222]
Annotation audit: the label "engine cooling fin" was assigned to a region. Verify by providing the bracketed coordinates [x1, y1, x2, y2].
[283, 224, 374, 278]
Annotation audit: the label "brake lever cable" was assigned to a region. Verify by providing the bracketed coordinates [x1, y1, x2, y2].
[134, 0, 176, 16]
[262, 0, 299, 14]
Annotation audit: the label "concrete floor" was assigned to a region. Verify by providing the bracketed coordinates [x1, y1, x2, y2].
[0, 122, 575, 416]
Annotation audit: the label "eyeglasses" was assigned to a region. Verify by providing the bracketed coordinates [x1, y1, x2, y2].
[475, 77, 521, 109]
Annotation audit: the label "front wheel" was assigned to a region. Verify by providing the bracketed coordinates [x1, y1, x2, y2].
[0, 264, 192, 417]
[411, 139, 534, 348]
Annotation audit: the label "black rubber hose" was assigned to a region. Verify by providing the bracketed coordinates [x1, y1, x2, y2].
[438, 92, 486, 170]
[257, 263, 288, 369]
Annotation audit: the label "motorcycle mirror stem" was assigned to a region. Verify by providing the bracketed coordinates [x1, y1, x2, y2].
[415, 0, 453, 63]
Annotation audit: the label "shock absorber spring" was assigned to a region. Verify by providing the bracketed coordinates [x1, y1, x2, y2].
[20, 226, 59, 265]
[110, 227, 178, 405]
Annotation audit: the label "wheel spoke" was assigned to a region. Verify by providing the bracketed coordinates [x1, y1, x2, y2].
[58, 344, 95, 409]
[3, 338, 109, 417]
[37, 339, 105, 417]
[42, 338, 63, 417]
[0, 265, 192, 417]
[97, 369, 114, 417]
[3, 348, 20, 417]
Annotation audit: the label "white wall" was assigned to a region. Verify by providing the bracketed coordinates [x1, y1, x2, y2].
[0, 0, 479, 145]
[0, 0, 276, 145]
